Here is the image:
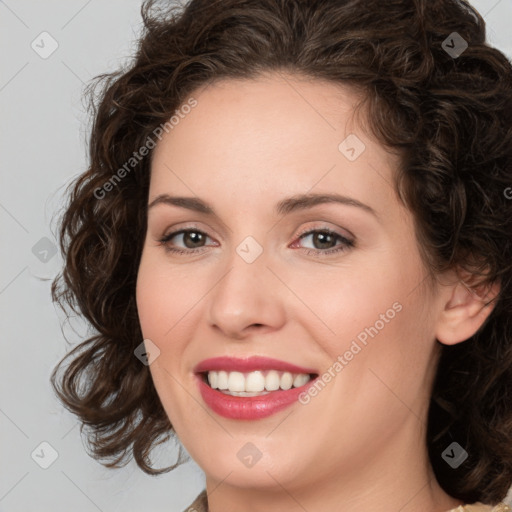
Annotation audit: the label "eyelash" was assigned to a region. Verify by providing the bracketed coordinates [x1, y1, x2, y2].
[293, 227, 355, 256]
[158, 226, 354, 257]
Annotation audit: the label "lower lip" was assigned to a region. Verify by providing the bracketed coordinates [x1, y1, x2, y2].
[196, 375, 316, 420]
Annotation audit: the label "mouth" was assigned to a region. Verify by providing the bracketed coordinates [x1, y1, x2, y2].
[194, 356, 319, 419]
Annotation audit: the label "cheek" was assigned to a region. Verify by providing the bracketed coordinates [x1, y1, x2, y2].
[135, 262, 168, 341]
[135, 254, 194, 420]
[295, 256, 434, 395]
[136, 251, 201, 342]
[328, 291, 435, 418]
[284, 259, 406, 350]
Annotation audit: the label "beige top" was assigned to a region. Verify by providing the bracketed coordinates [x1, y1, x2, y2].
[183, 490, 512, 512]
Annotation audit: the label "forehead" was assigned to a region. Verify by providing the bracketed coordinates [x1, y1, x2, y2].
[149, 73, 402, 223]
[153, 73, 365, 159]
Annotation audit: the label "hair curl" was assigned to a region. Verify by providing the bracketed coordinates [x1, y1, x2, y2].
[51, 0, 512, 504]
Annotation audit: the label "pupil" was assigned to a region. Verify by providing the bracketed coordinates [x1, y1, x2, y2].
[185, 231, 204, 248]
[314, 232, 334, 249]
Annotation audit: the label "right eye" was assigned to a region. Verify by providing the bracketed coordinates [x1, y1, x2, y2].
[159, 229, 217, 254]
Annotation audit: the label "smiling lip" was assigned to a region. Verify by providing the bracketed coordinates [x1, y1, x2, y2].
[194, 356, 318, 420]
[194, 356, 318, 374]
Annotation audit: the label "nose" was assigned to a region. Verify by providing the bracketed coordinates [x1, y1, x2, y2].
[206, 242, 286, 340]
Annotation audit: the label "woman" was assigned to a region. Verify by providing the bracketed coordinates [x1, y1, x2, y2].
[51, 0, 512, 510]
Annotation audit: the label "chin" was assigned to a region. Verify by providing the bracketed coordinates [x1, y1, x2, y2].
[187, 436, 305, 488]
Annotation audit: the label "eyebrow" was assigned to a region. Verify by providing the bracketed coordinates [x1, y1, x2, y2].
[147, 192, 378, 218]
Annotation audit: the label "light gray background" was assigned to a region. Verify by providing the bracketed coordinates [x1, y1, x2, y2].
[1, 1, 511, 511]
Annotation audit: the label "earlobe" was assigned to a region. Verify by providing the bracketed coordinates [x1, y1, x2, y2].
[435, 278, 500, 346]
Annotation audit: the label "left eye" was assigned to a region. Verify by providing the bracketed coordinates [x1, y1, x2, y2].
[294, 229, 353, 253]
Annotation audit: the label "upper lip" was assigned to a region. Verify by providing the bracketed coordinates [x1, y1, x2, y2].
[194, 356, 318, 375]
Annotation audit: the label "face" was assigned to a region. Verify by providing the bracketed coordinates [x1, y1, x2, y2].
[136, 73, 444, 494]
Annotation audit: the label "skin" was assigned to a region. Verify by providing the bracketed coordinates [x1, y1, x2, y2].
[136, 72, 498, 512]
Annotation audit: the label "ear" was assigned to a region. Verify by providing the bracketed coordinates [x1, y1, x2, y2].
[435, 273, 500, 346]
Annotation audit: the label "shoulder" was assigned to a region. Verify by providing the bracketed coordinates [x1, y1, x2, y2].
[449, 503, 512, 512]
[183, 489, 208, 512]
[182, 495, 512, 512]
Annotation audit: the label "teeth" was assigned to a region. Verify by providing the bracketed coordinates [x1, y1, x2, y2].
[280, 372, 293, 390]
[208, 371, 218, 389]
[206, 370, 313, 394]
[293, 374, 310, 388]
[265, 370, 280, 391]
[227, 371, 245, 392]
[246, 371, 265, 392]
[217, 371, 228, 390]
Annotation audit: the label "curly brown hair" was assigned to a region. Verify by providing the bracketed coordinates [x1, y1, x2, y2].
[51, 0, 512, 504]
